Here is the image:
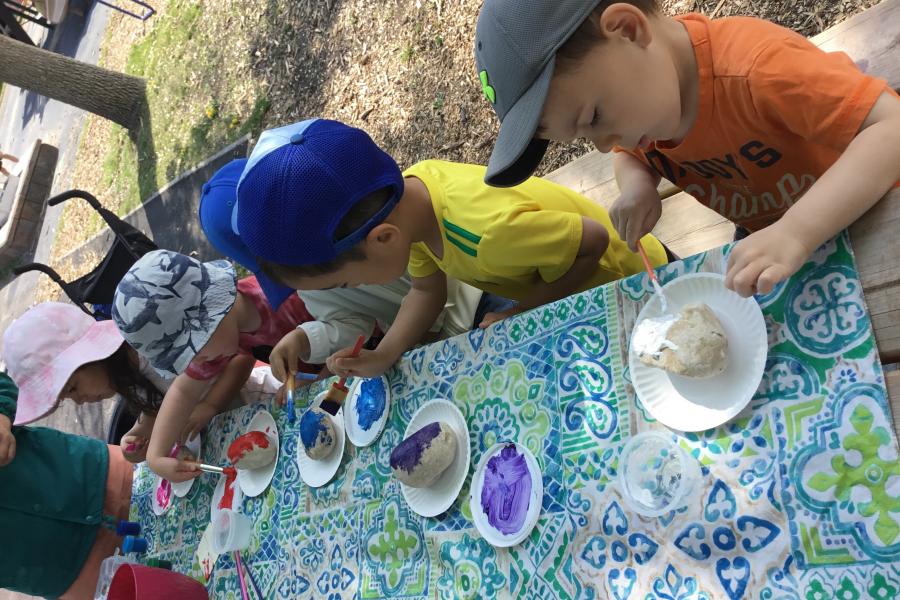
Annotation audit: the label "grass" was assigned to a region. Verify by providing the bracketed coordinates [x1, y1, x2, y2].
[96, 1, 270, 214]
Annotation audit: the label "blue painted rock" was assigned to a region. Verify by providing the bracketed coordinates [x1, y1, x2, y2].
[299, 408, 336, 460]
[390, 421, 457, 487]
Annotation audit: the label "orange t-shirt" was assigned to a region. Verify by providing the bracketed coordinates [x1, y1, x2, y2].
[619, 14, 896, 232]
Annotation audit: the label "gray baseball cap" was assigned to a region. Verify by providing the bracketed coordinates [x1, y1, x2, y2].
[475, 0, 602, 187]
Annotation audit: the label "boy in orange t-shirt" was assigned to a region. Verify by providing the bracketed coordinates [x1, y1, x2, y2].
[474, 0, 900, 297]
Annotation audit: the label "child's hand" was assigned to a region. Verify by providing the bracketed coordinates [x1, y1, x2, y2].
[148, 455, 201, 484]
[479, 306, 524, 329]
[726, 222, 811, 297]
[120, 417, 154, 462]
[0, 414, 16, 467]
[181, 401, 217, 444]
[270, 329, 310, 384]
[610, 184, 663, 252]
[120, 434, 149, 463]
[327, 348, 395, 379]
[274, 373, 320, 406]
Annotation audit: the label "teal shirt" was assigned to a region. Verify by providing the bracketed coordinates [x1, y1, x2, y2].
[0, 372, 110, 599]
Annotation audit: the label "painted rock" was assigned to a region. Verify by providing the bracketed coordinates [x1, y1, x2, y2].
[227, 430, 276, 470]
[299, 408, 336, 460]
[634, 303, 728, 378]
[390, 421, 457, 488]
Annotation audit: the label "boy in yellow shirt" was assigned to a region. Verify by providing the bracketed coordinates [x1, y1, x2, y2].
[235, 119, 668, 377]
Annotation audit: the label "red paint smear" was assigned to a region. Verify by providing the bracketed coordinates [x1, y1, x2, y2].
[201, 557, 212, 581]
[218, 469, 238, 510]
[227, 431, 270, 464]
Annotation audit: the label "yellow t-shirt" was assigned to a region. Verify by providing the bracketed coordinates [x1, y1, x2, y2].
[405, 160, 667, 301]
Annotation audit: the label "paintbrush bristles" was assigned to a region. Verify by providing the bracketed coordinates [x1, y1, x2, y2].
[320, 383, 349, 416]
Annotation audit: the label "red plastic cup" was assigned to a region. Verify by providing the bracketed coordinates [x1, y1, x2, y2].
[107, 563, 208, 599]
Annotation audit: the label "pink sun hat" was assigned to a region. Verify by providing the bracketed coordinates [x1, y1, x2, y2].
[2, 302, 124, 424]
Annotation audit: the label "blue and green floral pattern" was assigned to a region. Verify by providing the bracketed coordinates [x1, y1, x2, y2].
[131, 233, 898, 597]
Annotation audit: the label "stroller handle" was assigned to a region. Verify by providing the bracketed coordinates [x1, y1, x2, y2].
[47, 189, 102, 210]
[12, 262, 66, 283]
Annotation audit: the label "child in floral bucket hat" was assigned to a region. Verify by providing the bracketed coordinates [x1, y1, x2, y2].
[112, 249, 319, 482]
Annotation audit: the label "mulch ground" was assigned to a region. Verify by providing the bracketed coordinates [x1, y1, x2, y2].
[36, 0, 881, 306]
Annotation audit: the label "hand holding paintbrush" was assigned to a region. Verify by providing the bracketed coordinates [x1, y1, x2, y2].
[319, 334, 366, 415]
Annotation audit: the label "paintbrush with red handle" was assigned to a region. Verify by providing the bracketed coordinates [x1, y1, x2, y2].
[319, 334, 366, 415]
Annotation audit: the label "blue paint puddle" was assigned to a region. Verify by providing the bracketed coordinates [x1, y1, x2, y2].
[355, 377, 386, 431]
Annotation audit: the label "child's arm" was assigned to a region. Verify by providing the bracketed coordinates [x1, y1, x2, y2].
[610, 151, 663, 251]
[0, 413, 13, 467]
[0, 373, 17, 466]
[327, 271, 448, 378]
[727, 91, 900, 297]
[146, 373, 209, 482]
[182, 354, 256, 442]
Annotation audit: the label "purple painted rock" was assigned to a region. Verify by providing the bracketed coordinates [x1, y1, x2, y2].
[390, 421, 457, 487]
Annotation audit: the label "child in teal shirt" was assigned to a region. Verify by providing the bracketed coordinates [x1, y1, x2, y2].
[0, 372, 133, 598]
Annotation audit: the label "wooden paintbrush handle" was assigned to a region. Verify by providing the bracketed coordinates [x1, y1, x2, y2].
[336, 334, 367, 388]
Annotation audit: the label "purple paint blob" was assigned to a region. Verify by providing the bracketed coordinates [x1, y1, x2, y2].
[480, 444, 533, 535]
[390, 421, 441, 473]
[355, 378, 386, 431]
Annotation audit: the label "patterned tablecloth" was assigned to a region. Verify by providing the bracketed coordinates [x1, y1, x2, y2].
[131, 234, 900, 599]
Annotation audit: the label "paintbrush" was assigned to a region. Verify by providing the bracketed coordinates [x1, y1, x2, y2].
[319, 334, 366, 416]
[637, 239, 668, 313]
[233, 551, 250, 600]
[237, 551, 264, 600]
[286, 371, 296, 425]
[187, 462, 237, 476]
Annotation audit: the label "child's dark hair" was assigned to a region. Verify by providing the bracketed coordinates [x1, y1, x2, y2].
[257, 186, 394, 284]
[555, 1, 660, 75]
[87, 344, 164, 417]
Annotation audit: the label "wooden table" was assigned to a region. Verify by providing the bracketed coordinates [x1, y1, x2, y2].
[545, 0, 900, 433]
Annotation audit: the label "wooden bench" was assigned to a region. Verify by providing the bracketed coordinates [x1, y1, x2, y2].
[545, 0, 900, 434]
[0, 139, 58, 268]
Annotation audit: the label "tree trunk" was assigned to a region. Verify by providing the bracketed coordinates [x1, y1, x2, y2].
[0, 34, 146, 130]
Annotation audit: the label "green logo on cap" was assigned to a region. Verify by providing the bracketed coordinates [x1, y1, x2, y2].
[479, 70, 496, 104]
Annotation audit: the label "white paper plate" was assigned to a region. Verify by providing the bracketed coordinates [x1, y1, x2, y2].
[400, 399, 471, 518]
[151, 474, 176, 516]
[296, 391, 346, 488]
[171, 433, 202, 498]
[469, 442, 543, 547]
[235, 410, 280, 497]
[345, 375, 391, 447]
[210, 471, 243, 522]
[629, 273, 767, 432]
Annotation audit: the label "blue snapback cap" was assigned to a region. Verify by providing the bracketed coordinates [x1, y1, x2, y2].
[235, 119, 404, 265]
[199, 158, 296, 309]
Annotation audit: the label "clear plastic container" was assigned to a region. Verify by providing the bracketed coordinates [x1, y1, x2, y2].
[211, 508, 253, 553]
[94, 549, 133, 599]
[618, 430, 702, 517]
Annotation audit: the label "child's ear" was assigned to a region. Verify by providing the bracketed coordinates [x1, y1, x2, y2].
[367, 223, 401, 247]
[600, 4, 652, 47]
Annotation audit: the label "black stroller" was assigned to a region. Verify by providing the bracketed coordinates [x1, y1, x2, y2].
[13, 190, 158, 444]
